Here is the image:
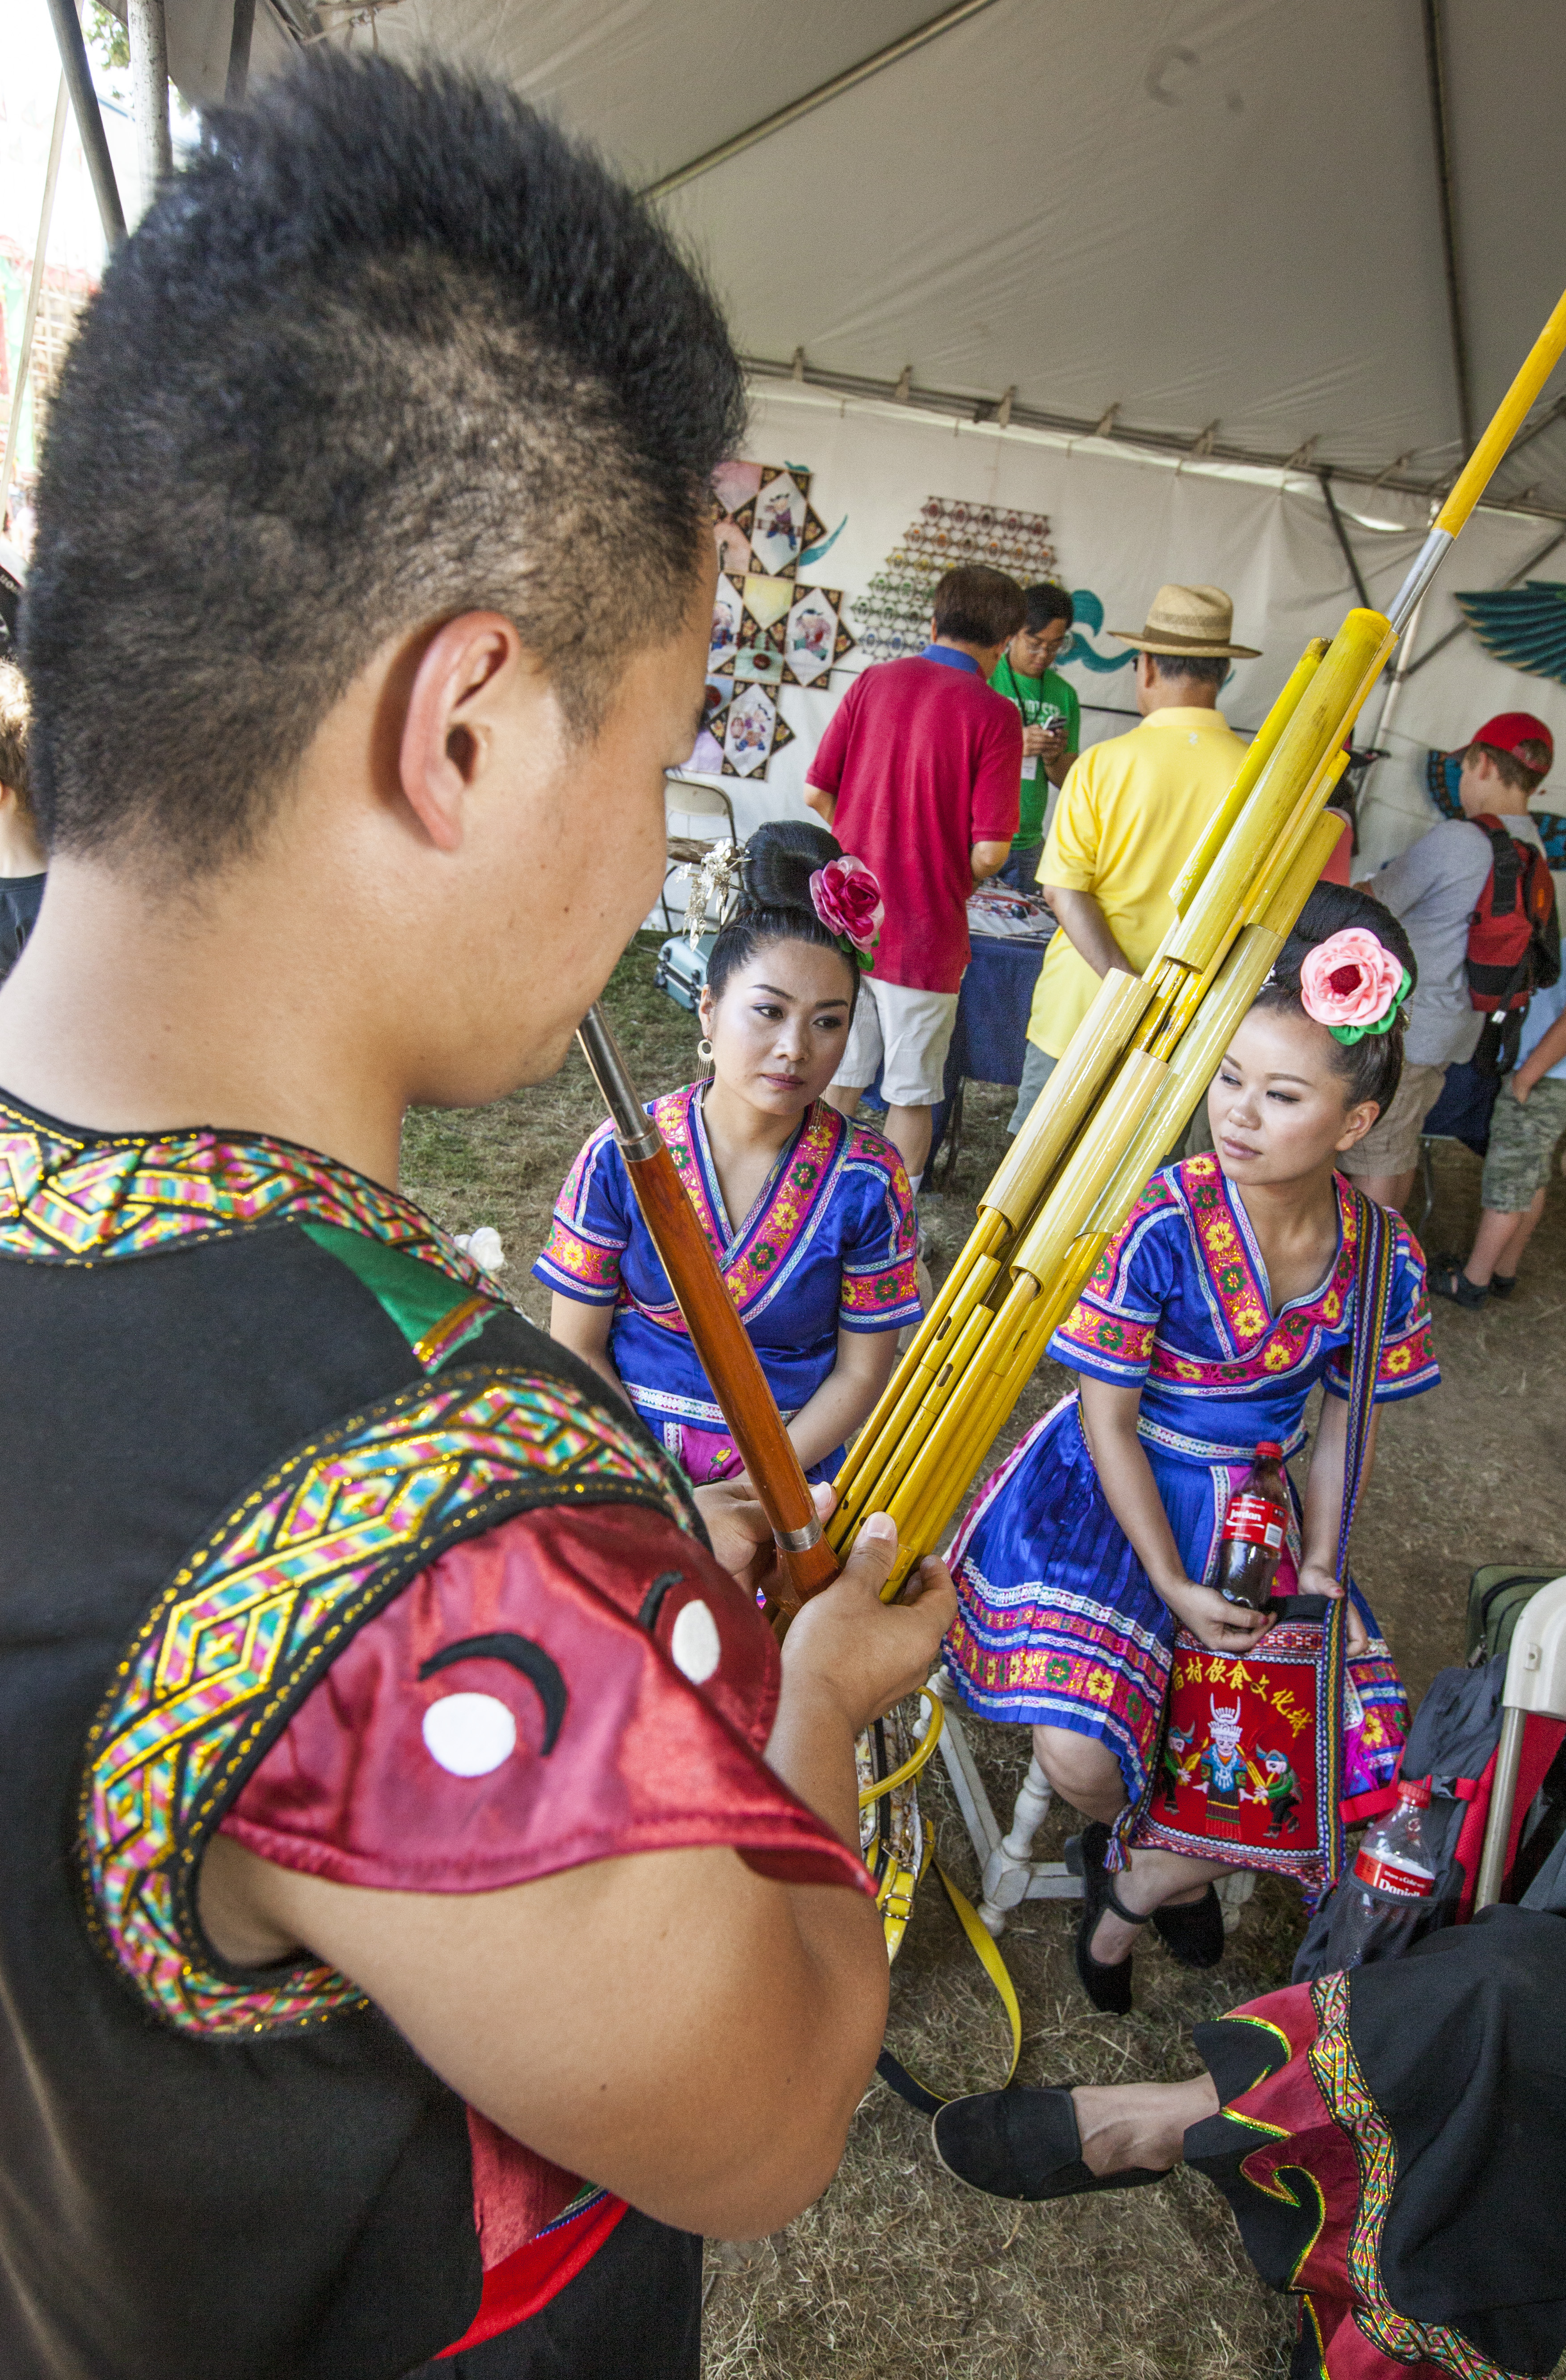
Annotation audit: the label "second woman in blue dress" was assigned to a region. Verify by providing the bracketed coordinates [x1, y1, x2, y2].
[539, 821, 920, 1484]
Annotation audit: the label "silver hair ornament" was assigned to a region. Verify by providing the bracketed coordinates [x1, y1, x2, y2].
[682, 838, 749, 946]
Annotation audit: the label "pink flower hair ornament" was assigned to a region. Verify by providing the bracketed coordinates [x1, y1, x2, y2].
[1297, 928, 1410, 1044]
[809, 855, 884, 972]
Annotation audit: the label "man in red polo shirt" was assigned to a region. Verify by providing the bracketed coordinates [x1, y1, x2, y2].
[804, 564, 1024, 1190]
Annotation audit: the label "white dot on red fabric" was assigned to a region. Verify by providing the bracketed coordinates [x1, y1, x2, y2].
[669, 1598, 721, 1684]
[421, 1692, 517, 1777]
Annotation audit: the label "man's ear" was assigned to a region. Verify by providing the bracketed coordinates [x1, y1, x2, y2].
[397, 612, 527, 853]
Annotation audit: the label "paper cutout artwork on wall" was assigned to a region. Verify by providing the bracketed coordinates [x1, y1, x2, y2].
[855, 498, 1058, 664]
[1057, 586, 1138, 675]
[702, 462, 856, 777]
[1455, 580, 1566, 689]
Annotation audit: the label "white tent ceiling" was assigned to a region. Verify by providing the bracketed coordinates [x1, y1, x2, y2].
[149, 0, 1566, 518]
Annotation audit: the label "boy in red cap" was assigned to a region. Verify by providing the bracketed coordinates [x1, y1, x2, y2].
[1351, 711, 1553, 1214]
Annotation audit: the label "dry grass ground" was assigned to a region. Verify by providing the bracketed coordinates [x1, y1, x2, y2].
[402, 936, 1566, 2380]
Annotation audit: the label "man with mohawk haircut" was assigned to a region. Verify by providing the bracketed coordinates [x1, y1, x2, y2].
[0, 55, 951, 2380]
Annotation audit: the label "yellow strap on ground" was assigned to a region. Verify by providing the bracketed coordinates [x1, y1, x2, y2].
[933, 1861, 1023, 2090]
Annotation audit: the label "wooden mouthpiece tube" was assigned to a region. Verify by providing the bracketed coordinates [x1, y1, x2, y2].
[576, 1004, 840, 1614]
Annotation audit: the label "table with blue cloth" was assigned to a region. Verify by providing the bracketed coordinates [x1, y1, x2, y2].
[928, 903, 1054, 1182]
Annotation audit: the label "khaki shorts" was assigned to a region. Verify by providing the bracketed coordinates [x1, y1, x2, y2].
[834, 976, 960, 1108]
[1480, 1075, 1566, 1211]
[1338, 1060, 1447, 1179]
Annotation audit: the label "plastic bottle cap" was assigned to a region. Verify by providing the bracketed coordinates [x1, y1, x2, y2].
[1395, 1775, 1432, 1807]
[1255, 1442, 1284, 1459]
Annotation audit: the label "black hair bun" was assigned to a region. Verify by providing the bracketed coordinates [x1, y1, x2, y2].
[1273, 879, 1418, 996]
[738, 817, 843, 919]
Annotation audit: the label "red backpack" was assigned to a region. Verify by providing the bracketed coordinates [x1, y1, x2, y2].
[1466, 815, 1562, 1072]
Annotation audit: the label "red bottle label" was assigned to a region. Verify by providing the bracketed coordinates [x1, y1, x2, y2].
[1352, 1849, 1434, 1898]
[1221, 1493, 1285, 1552]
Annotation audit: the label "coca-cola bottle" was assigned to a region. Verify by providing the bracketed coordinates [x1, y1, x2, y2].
[1333, 1776, 1435, 1968]
[1216, 1442, 1290, 1608]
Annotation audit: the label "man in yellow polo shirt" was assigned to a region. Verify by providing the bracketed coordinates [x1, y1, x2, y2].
[1008, 583, 1259, 1131]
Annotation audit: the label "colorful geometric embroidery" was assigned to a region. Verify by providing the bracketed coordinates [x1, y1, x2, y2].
[0, 1097, 498, 1341]
[947, 1573, 1171, 1799]
[657, 1086, 846, 1319]
[1308, 1972, 1515, 2379]
[1051, 1156, 1438, 1404]
[80, 1371, 697, 2039]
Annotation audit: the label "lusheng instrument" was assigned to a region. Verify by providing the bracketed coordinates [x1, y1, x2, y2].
[584, 290, 1566, 1609]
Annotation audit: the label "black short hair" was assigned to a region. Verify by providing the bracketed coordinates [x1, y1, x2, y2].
[706, 820, 859, 1010]
[1146, 650, 1229, 687]
[22, 54, 746, 875]
[1023, 583, 1074, 633]
[1252, 882, 1418, 1114]
[931, 565, 1027, 649]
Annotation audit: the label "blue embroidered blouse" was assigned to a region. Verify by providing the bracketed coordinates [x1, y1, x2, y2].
[535, 1084, 919, 1468]
[1049, 1156, 1439, 1461]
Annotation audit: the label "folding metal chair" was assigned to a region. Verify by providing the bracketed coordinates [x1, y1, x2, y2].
[1474, 1575, 1566, 1909]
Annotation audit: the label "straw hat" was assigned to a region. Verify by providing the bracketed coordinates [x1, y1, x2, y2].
[1110, 582, 1260, 658]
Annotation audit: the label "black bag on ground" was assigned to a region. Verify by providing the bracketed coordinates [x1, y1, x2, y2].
[1291, 1659, 1506, 1981]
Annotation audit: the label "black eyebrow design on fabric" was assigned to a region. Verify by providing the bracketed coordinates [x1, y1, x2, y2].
[636, 1570, 686, 1633]
[417, 1634, 567, 1755]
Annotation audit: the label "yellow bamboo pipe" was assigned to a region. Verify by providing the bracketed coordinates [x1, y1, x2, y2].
[829, 966, 1153, 1532]
[1436, 290, 1566, 539]
[973, 967, 1156, 1231]
[829, 1215, 1003, 1510]
[1010, 1047, 1170, 1284]
[1166, 639, 1330, 916]
[1156, 608, 1392, 980]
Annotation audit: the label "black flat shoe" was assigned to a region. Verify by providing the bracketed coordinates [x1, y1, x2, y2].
[1152, 1885, 1226, 1970]
[931, 2086, 1168, 2202]
[1490, 1272, 1517, 1300]
[1065, 1821, 1146, 2014]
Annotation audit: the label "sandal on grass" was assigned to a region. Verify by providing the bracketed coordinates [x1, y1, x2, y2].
[1429, 1255, 1488, 1309]
[931, 2086, 1168, 2203]
[1489, 1272, 1517, 1300]
[1065, 1822, 1145, 2015]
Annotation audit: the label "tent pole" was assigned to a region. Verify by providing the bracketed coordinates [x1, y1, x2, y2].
[1318, 470, 1371, 610]
[128, 0, 173, 217]
[1421, 0, 1473, 456]
[44, 0, 126, 250]
[226, 0, 257, 104]
[643, 0, 1004, 200]
[0, 76, 69, 534]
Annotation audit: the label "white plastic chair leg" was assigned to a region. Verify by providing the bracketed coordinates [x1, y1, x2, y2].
[977, 1755, 1055, 1934]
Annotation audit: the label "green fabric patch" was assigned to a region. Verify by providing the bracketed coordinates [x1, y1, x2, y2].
[300, 1219, 490, 1365]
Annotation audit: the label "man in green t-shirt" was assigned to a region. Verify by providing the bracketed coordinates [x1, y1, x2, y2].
[989, 583, 1080, 890]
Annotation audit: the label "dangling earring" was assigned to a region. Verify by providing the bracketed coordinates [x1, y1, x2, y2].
[698, 1038, 715, 1064]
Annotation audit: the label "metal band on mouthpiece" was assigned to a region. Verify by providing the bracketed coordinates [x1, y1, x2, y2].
[774, 1517, 824, 1552]
[577, 1004, 665, 1161]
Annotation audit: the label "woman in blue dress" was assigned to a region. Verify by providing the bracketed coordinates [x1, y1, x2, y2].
[947, 885, 1439, 2008]
[539, 821, 920, 1484]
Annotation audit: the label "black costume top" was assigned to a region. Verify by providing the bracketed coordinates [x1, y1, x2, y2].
[0, 1093, 861, 2379]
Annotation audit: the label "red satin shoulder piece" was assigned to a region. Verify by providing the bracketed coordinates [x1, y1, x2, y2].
[219, 1500, 868, 1898]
